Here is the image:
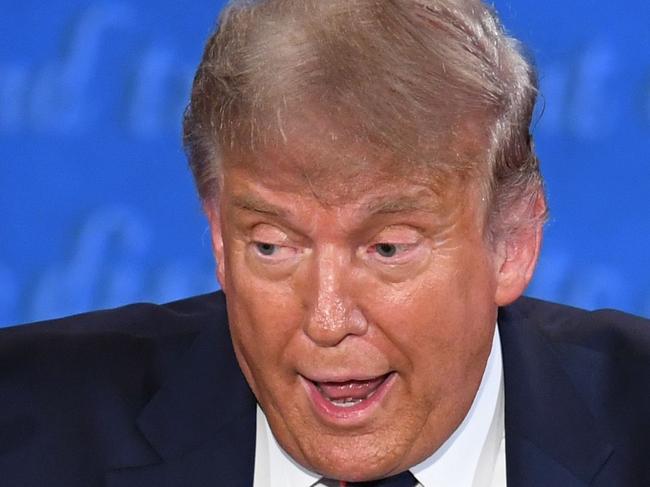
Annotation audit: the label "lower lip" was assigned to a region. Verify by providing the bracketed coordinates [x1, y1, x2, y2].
[301, 373, 397, 424]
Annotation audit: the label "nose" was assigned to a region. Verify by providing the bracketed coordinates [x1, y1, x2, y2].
[303, 248, 368, 347]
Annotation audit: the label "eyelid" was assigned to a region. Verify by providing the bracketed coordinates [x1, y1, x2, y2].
[362, 243, 419, 267]
[250, 222, 311, 246]
[363, 224, 428, 265]
[248, 223, 305, 263]
[370, 242, 417, 255]
[249, 223, 290, 243]
[372, 224, 422, 239]
[250, 241, 299, 264]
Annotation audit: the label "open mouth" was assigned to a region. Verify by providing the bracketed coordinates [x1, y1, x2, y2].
[315, 374, 390, 407]
[302, 372, 396, 420]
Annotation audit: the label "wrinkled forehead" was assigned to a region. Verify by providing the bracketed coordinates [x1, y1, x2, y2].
[220, 111, 487, 208]
[219, 146, 487, 237]
[225, 142, 413, 204]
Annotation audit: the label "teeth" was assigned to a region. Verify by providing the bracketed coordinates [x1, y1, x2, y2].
[329, 397, 363, 407]
[325, 389, 377, 408]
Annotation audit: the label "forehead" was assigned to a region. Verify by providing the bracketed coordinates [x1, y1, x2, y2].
[221, 128, 478, 209]
[219, 144, 486, 233]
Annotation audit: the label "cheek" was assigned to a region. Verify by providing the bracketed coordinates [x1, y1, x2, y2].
[359, 247, 497, 373]
[228, 279, 296, 347]
[224, 249, 305, 378]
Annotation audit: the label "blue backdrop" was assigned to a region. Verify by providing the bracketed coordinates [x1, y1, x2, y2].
[1, 0, 649, 327]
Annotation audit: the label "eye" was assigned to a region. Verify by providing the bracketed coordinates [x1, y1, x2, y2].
[251, 240, 298, 263]
[375, 243, 398, 258]
[365, 240, 425, 272]
[370, 242, 413, 260]
[255, 242, 277, 256]
[364, 226, 426, 266]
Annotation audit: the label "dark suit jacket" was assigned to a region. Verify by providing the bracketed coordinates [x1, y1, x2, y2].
[0, 292, 648, 486]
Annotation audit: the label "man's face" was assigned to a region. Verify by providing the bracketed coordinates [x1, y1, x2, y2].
[209, 144, 509, 481]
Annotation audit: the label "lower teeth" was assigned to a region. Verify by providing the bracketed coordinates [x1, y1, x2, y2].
[330, 397, 363, 407]
[327, 390, 376, 408]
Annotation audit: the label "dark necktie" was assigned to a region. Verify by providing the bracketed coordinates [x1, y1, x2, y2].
[327, 470, 418, 487]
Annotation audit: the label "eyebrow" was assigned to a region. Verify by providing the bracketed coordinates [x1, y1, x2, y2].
[364, 193, 440, 215]
[230, 191, 440, 218]
[230, 193, 288, 217]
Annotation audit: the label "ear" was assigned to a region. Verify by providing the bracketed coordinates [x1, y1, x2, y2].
[204, 201, 227, 292]
[494, 194, 546, 306]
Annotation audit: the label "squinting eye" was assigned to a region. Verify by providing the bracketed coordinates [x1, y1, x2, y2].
[255, 242, 277, 256]
[375, 243, 398, 258]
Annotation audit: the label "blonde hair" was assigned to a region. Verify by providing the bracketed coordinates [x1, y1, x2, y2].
[183, 0, 546, 237]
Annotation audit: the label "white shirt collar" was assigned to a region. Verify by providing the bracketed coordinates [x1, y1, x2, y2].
[254, 404, 321, 487]
[254, 325, 505, 487]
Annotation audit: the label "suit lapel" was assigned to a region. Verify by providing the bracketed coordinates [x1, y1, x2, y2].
[106, 298, 257, 487]
[498, 300, 613, 486]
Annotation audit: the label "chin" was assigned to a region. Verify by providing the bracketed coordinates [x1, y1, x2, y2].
[285, 426, 411, 482]
[309, 448, 402, 482]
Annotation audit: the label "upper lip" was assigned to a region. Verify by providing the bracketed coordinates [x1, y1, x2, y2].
[300, 371, 392, 384]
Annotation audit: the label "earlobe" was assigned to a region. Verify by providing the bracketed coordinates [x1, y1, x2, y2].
[204, 202, 227, 291]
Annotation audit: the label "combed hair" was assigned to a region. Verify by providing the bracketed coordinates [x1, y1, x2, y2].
[183, 0, 547, 238]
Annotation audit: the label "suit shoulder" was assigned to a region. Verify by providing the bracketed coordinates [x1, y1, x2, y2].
[0, 293, 228, 485]
[0, 292, 227, 394]
[0, 291, 226, 341]
[503, 297, 650, 470]
[506, 296, 650, 360]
